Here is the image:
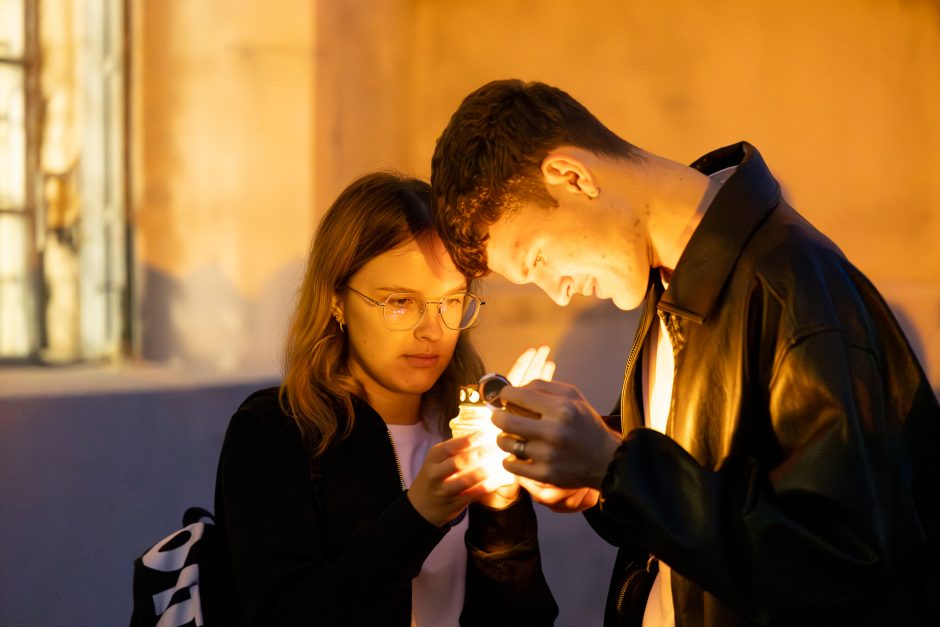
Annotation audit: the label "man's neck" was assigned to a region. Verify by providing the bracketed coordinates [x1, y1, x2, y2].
[638, 154, 713, 272]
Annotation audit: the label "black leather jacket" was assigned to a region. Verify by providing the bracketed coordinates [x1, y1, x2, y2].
[588, 143, 940, 626]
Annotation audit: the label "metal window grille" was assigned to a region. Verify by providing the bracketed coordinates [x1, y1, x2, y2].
[0, 0, 127, 364]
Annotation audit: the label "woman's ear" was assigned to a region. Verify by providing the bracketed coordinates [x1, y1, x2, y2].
[331, 293, 346, 328]
[540, 151, 600, 199]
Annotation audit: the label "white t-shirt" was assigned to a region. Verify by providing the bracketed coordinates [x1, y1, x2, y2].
[641, 276, 678, 627]
[386, 421, 468, 627]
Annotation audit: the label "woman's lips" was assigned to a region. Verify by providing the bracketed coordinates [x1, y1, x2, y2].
[404, 354, 440, 368]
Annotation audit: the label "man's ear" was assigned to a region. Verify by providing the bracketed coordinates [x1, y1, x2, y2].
[540, 151, 600, 199]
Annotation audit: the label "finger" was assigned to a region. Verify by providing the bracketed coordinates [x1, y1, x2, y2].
[513, 378, 583, 400]
[521, 345, 552, 385]
[501, 455, 550, 483]
[496, 432, 526, 455]
[549, 488, 600, 513]
[569, 488, 600, 509]
[458, 479, 491, 500]
[431, 434, 477, 461]
[452, 445, 488, 472]
[541, 360, 556, 382]
[443, 465, 489, 495]
[499, 384, 587, 422]
[518, 476, 555, 493]
[507, 347, 537, 386]
[518, 477, 576, 505]
[491, 408, 552, 442]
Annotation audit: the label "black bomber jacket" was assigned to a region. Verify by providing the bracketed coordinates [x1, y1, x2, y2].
[588, 143, 940, 626]
[215, 388, 558, 626]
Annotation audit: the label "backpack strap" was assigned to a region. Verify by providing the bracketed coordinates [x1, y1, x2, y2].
[182, 506, 215, 527]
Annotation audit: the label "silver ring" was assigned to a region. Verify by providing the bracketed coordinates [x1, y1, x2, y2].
[512, 439, 528, 461]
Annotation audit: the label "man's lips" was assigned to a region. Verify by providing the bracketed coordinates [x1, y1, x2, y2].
[578, 278, 597, 297]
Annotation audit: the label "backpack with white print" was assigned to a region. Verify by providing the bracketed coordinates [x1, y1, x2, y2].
[130, 507, 234, 627]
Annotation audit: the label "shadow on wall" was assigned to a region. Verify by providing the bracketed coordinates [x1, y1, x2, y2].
[139, 259, 304, 376]
[552, 299, 641, 414]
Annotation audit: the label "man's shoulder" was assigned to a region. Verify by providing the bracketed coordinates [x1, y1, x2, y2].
[739, 208, 886, 336]
[744, 205, 849, 287]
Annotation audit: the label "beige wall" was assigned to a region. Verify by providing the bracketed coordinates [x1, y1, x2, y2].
[403, 0, 940, 392]
[133, 0, 940, 391]
[133, 0, 315, 371]
[123, 3, 940, 624]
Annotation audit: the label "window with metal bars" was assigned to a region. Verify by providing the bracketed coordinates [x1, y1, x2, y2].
[0, 0, 127, 364]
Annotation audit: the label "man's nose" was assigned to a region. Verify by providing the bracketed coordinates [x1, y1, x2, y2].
[538, 276, 572, 306]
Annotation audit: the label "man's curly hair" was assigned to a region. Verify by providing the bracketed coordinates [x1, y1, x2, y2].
[430, 79, 639, 278]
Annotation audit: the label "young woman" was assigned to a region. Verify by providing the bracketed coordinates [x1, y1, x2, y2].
[214, 172, 558, 626]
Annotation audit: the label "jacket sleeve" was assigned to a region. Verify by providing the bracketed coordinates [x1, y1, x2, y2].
[460, 490, 559, 626]
[216, 404, 446, 626]
[598, 327, 919, 622]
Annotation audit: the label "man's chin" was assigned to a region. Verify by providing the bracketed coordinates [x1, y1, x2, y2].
[611, 292, 645, 311]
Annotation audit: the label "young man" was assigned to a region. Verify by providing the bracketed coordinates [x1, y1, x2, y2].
[430, 79, 939, 626]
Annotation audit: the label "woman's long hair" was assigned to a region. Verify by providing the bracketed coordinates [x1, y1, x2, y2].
[280, 172, 485, 456]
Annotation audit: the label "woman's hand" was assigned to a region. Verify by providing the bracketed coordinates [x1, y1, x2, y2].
[407, 435, 490, 527]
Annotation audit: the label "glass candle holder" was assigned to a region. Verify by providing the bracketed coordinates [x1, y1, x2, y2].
[449, 385, 515, 491]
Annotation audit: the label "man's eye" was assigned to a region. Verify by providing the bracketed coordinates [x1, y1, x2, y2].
[533, 253, 544, 267]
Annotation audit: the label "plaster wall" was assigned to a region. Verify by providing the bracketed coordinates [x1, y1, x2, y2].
[133, 0, 940, 390]
[3, 1, 937, 625]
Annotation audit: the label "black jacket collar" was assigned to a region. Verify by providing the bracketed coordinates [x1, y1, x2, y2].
[659, 142, 782, 324]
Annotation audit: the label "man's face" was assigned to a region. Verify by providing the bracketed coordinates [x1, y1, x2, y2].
[484, 199, 651, 311]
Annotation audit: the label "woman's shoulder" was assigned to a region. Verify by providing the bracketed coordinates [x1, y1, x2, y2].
[224, 387, 382, 449]
[224, 386, 298, 447]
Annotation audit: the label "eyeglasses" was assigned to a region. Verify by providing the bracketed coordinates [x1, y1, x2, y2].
[345, 286, 485, 331]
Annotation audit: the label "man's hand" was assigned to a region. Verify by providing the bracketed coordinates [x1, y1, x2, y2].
[506, 344, 555, 387]
[519, 478, 599, 513]
[492, 380, 622, 489]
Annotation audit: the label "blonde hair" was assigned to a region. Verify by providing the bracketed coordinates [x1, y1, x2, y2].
[280, 172, 484, 456]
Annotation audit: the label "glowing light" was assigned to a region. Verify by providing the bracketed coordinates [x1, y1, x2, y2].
[450, 402, 515, 492]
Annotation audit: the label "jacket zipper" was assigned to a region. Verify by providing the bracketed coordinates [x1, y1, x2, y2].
[614, 555, 660, 615]
[620, 281, 661, 435]
[386, 428, 406, 491]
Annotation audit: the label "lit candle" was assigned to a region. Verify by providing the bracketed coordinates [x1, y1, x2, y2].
[450, 385, 515, 491]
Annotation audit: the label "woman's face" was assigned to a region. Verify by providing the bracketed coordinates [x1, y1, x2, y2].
[336, 233, 466, 404]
